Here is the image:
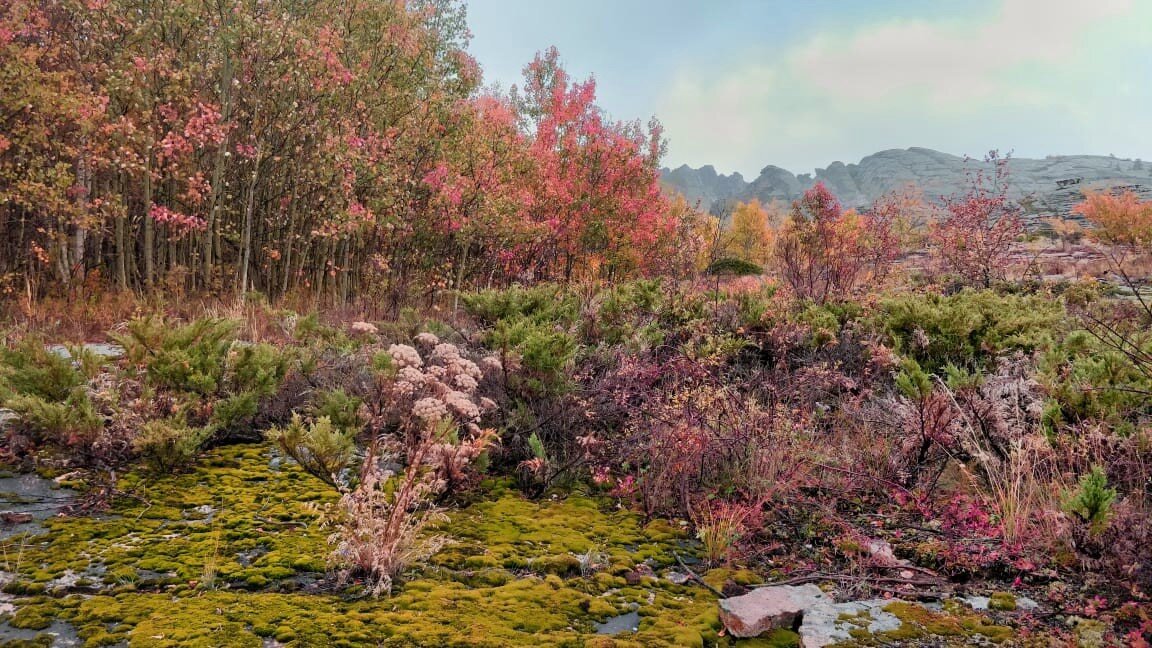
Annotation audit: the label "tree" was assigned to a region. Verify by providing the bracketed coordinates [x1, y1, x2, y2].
[929, 152, 1024, 288]
[508, 47, 676, 283]
[721, 199, 774, 267]
[775, 182, 899, 303]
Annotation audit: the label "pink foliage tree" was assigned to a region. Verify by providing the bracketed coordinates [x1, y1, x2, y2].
[929, 152, 1024, 288]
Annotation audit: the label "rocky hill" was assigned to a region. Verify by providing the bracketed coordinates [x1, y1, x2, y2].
[661, 148, 1152, 222]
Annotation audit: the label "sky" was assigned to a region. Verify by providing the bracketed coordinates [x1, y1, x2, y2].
[466, 0, 1152, 178]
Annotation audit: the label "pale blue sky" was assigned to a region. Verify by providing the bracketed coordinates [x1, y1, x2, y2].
[466, 0, 1152, 177]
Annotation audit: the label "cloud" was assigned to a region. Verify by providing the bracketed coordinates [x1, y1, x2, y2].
[658, 0, 1152, 176]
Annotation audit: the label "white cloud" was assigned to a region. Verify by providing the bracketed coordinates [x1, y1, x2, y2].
[658, 0, 1152, 176]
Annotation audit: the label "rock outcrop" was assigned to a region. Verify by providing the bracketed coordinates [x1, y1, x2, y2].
[661, 148, 1152, 223]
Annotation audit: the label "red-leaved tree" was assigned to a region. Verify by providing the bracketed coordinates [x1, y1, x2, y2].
[930, 152, 1024, 288]
[775, 182, 899, 303]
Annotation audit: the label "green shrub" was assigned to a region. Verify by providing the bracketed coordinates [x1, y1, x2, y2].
[114, 316, 239, 395]
[462, 284, 577, 328]
[877, 290, 1063, 372]
[113, 317, 288, 438]
[0, 338, 90, 402]
[311, 389, 364, 434]
[1040, 329, 1152, 427]
[4, 390, 102, 446]
[1063, 466, 1117, 535]
[268, 414, 357, 488]
[705, 257, 763, 276]
[464, 285, 578, 395]
[134, 417, 211, 473]
[588, 280, 666, 348]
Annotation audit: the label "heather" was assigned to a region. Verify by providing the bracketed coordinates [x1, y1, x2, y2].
[3, 1, 1152, 646]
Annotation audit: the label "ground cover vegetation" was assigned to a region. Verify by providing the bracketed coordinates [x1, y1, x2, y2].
[3, 0, 1152, 646]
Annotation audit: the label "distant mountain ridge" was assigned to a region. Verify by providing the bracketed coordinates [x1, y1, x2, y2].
[660, 147, 1152, 220]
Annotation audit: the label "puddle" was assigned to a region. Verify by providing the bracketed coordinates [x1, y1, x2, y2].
[594, 611, 640, 635]
[0, 618, 82, 647]
[0, 473, 77, 539]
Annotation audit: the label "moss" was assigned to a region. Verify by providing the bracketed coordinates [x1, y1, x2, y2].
[0, 444, 335, 593]
[0, 443, 732, 647]
[988, 591, 1017, 611]
[732, 629, 800, 647]
[870, 601, 1014, 644]
[9, 605, 53, 630]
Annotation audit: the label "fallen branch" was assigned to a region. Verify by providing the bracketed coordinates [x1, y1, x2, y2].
[752, 571, 944, 589]
[673, 551, 723, 598]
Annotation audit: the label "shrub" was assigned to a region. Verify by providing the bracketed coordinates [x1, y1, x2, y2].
[929, 152, 1024, 288]
[1063, 466, 1117, 536]
[775, 182, 899, 304]
[325, 420, 461, 597]
[311, 389, 364, 434]
[462, 284, 577, 328]
[269, 414, 357, 488]
[134, 417, 211, 473]
[1041, 329, 1152, 427]
[0, 338, 91, 402]
[705, 257, 763, 277]
[4, 390, 102, 449]
[878, 290, 1063, 372]
[113, 316, 289, 440]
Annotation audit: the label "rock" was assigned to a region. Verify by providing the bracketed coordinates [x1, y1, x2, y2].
[46, 342, 124, 359]
[663, 571, 689, 585]
[718, 584, 830, 638]
[662, 148, 1152, 222]
[798, 599, 903, 648]
[0, 511, 34, 524]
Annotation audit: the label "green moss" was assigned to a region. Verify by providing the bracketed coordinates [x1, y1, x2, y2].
[732, 629, 800, 647]
[9, 605, 53, 630]
[0, 444, 334, 593]
[871, 601, 1014, 644]
[988, 591, 1017, 611]
[0, 443, 731, 647]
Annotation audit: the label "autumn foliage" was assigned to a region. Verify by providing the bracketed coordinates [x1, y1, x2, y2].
[1074, 189, 1152, 251]
[929, 152, 1024, 288]
[0, 1, 675, 305]
[775, 182, 899, 303]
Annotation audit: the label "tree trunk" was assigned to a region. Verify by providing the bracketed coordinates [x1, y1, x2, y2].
[237, 146, 261, 297]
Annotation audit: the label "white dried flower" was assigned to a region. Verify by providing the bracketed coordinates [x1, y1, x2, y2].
[388, 344, 423, 369]
[456, 358, 482, 380]
[425, 365, 447, 379]
[453, 373, 478, 392]
[397, 366, 426, 386]
[350, 321, 378, 336]
[479, 397, 498, 412]
[480, 356, 502, 373]
[414, 332, 440, 348]
[412, 397, 448, 422]
[444, 391, 480, 421]
[430, 343, 461, 363]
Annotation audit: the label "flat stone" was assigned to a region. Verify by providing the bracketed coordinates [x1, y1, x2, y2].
[46, 343, 124, 359]
[719, 584, 831, 638]
[799, 599, 903, 648]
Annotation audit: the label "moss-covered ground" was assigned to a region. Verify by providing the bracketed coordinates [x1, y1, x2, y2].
[0, 444, 792, 647]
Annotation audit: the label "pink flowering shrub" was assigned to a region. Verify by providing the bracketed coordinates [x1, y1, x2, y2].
[291, 334, 505, 596]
